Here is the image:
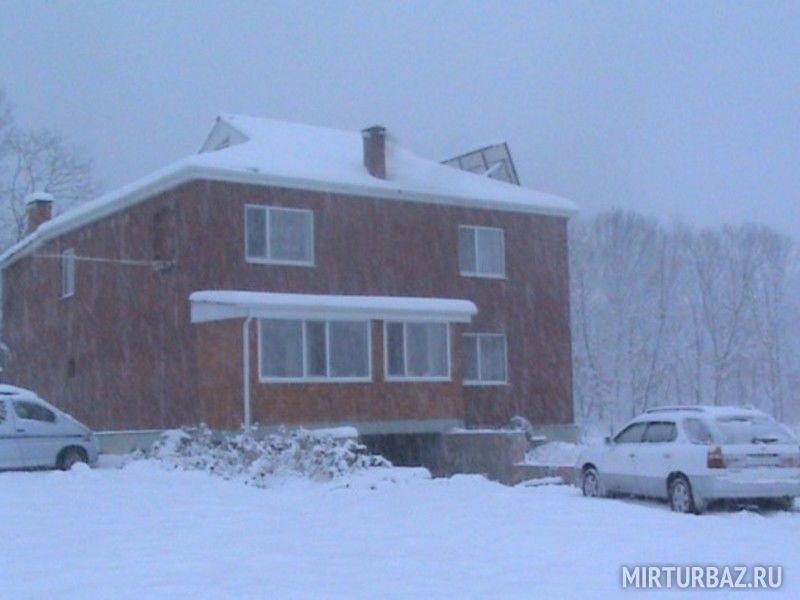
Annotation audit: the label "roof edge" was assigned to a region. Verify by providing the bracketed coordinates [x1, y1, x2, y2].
[0, 161, 576, 271]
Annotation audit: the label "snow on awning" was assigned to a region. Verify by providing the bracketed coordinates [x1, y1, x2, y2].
[189, 291, 477, 324]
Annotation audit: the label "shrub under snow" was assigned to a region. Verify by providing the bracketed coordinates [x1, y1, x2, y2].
[524, 441, 583, 467]
[143, 425, 390, 485]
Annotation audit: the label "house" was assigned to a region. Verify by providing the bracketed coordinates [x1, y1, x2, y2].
[0, 115, 577, 449]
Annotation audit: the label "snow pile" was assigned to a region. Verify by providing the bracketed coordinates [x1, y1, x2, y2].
[141, 425, 390, 485]
[525, 441, 583, 466]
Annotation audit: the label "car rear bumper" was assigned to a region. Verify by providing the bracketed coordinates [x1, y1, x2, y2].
[693, 468, 800, 500]
[83, 440, 100, 467]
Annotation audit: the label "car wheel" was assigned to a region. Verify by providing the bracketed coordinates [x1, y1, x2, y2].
[58, 447, 87, 471]
[669, 475, 700, 514]
[582, 467, 603, 498]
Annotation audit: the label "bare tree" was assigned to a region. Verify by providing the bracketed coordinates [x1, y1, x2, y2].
[572, 212, 799, 428]
[0, 88, 98, 247]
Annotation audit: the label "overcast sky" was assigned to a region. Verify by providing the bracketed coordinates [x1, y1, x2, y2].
[1, 1, 798, 235]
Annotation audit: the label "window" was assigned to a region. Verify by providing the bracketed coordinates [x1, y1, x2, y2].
[613, 422, 647, 444]
[458, 225, 505, 278]
[683, 418, 715, 445]
[13, 401, 56, 423]
[259, 319, 370, 382]
[246, 205, 314, 265]
[61, 249, 75, 298]
[642, 421, 677, 443]
[713, 416, 795, 445]
[0, 400, 6, 424]
[463, 333, 508, 384]
[385, 322, 450, 381]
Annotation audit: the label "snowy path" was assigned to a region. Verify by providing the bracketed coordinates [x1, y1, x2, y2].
[1, 462, 797, 599]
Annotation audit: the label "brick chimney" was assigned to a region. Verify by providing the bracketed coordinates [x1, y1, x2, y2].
[362, 125, 387, 179]
[25, 192, 54, 235]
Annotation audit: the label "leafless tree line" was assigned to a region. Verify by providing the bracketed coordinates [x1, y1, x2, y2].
[571, 211, 800, 428]
[0, 88, 98, 248]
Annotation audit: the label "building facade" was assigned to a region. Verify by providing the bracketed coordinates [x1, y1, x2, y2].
[0, 115, 576, 436]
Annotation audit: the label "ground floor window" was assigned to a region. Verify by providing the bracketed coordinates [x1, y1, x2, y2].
[259, 318, 370, 382]
[463, 333, 508, 385]
[385, 322, 450, 381]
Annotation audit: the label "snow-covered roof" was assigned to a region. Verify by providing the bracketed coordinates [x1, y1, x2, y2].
[190, 290, 477, 324]
[0, 114, 577, 270]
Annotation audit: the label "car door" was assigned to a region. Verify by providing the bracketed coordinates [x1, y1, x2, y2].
[604, 422, 647, 494]
[635, 421, 678, 498]
[13, 400, 63, 468]
[0, 398, 24, 469]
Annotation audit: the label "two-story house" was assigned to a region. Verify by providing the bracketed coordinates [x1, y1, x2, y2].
[0, 115, 576, 444]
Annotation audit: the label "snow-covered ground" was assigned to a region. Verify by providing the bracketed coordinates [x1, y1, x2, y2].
[2, 460, 797, 598]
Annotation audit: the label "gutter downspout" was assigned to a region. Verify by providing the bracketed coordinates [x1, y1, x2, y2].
[242, 315, 253, 432]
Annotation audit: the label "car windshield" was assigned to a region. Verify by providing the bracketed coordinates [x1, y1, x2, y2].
[713, 415, 795, 445]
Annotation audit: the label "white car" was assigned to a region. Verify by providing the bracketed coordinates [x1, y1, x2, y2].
[0, 384, 99, 471]
[578, 406, 800, 513]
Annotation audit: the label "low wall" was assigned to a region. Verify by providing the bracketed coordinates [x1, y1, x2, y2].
[527, 424, 582, 444]
[363, 430, 529, 480]
[96, 430, 164, 454]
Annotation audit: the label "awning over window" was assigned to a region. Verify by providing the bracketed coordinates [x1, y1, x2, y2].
[189, 290, 477, 324]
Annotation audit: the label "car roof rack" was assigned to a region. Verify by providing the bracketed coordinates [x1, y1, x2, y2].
[644, 406, 706, 414]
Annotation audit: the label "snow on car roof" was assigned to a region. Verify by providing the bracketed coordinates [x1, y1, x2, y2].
[636, 405, 768, 421]
[0, 384, 37, 397]
[0, 114, 576, 270]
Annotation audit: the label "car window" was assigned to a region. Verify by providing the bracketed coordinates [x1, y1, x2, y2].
[714, 415, 795, 445]
[683, 418, 715, 445]
[13, 401, 56, 423]
[642, 421, 677, 443]
[614, 422, 647, 444]
[0, 400, 6, 424]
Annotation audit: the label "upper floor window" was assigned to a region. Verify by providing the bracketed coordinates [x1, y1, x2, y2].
[259, 318, 370, 382]
[385, 322, 450, 381]
[463, 333, 508, 385]
[246, 205, 314, 266]
[458, 225, 505, 278]
[61, 249, 75, 298]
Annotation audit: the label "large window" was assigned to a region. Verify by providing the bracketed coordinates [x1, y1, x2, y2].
[246, 205, 314, 265]
[61, 249, 75, 298]
[385, 322, 450, 381]
[259, 318, 370, 382]
[463, 333, 508, 385]
[459, 225, 505, 278]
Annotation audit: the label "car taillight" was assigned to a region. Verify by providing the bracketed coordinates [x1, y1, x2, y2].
[779, 447, 800, 468]
[707, 446, 726, 469]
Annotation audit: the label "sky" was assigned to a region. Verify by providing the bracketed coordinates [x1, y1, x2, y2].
[0, 1, 798, 235]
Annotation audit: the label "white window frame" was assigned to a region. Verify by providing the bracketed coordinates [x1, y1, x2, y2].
[458, 225, 506, 279]
[60, 248, 75, 299]
[463, 333, 509, 386]
[245, 205, 315, 267]
[257, 318, 371, 383]
[383, 322, 452, 382]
